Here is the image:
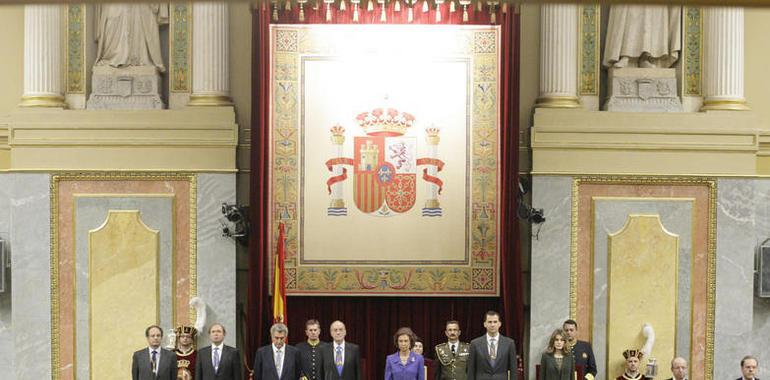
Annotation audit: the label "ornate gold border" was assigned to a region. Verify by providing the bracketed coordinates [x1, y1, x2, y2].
[683, 6, 703, 97]
[570, 175, 716, 380]
[270, 26, 501, 296]
[65, 4, 86, 94]
[578, 4, 600, 96]
[50, 172, 197, 380]
[170, 2, 192, 93]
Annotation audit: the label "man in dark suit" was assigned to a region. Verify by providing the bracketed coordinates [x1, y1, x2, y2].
[296, 319, 328, 380]
[321, 320, 361, 380]
[252, 323, 302, 380]
[563, 319, 597, 380]
[663, 357, 687, 380]
[195, 323, 242, 380]
[131, 325, 177, 380]
[467, 311, 516, 380]
[737, 355, 759, 380]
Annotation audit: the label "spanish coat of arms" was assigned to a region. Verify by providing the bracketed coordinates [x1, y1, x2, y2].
[324, 106, 445, 217]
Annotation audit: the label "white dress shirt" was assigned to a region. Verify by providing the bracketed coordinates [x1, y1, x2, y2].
[486, 334, 499, 358]
[147, 346, 161, 373]
[211, 342, 224, 369]
[273, 344, 286, 375]
[333, 341, 345, 364]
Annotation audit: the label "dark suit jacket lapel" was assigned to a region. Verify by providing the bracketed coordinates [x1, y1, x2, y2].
[492, 338, 508, 370]
[341, 343, 350, 377]
[267, 348, 280, 378]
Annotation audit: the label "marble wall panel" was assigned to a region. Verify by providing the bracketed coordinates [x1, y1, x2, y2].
[714, 179, 763, 380]
[0, 174, 13, 379]
[196, 173, 237, 347]
[529, 176, 573, 377]
[74, 197, 173, 380]
[10, 174, 51, 380]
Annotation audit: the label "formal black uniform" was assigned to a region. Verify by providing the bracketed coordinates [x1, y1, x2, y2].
[570, 340, 597, 380]
[434, 341, 470, 380]
[296, 340, 328, 380]
[435, 341, 470, 380]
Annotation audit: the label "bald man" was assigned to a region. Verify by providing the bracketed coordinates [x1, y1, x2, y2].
[321, 321, 361, 380]
[664, 357, 688, 380]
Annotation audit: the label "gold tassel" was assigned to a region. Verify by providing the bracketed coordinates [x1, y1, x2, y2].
[502, 3, 507, 13]
[463, 4, 468, 22]
[422, 0, 429, 13]
[272, 1, 279, 20]
[299, 3, 305, 21]
[450, 0, 456, 13]
[408, 6, 414, 22]
[353, 2, 360, 22]
[340, 0, 346, 11]
[285, 0, 292, 11]
[380, 0, 386, 21]
[326, 2, 332, 21]
[490, 9, 495, 23]
[367, 0, 373, 12]
[435, 0, 443, 22]
[395, 0, 401, 12]
[476, 0, 482, 13]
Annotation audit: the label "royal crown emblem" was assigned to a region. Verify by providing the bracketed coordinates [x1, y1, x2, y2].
[325, 105, 445, 217]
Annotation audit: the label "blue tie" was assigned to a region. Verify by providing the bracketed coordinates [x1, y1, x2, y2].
[335, 346, 343, 376]
[213, 347, 220, 372]
[151, 350, 157, 374]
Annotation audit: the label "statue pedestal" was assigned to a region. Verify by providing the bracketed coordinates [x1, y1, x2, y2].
[605, 68, 683, 112]
[87, 66, 164, 110]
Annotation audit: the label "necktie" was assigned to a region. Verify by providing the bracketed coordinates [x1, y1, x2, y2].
[275, 349, 283, 376]
[335, 346, 343, 376]
[151, 350, 158, 374]
[451, 344, 456, 355]
[213, 347, 220, 372]
[489, 338, 497, 360]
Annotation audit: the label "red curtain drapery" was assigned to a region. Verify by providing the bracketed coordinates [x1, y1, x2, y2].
[247, 2, 522, 378]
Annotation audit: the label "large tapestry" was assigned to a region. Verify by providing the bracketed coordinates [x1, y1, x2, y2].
[270, 25, 500, 296]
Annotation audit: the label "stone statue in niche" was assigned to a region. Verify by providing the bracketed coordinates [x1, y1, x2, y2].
[603, 5, 682, 68]
[602, 5, 683, 112]
[87, 3, 168, 110]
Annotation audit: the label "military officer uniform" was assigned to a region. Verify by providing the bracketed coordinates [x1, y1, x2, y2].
[570, 340, 597, 380]
[296, 340, 328, 380]
[434, 341, 470, 380]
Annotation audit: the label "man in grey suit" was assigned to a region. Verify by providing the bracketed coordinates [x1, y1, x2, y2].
[195, 323, 243, 380]
[321, 320, 361, 380]
[253, 323, 302, 380]
[467, 311, 517, 380]
[131, 325, 177, 380]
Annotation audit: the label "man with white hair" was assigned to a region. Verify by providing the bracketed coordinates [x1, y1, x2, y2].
[252, 323, 302, 380]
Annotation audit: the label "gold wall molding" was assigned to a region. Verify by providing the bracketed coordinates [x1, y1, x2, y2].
[8, 108, 238, 171]
[570, 176, 717, 380]
[51, 172, 197, 380]
[531, 108, 760, 175]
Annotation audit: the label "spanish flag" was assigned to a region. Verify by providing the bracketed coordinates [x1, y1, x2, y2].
[273, 223, 287, 324]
